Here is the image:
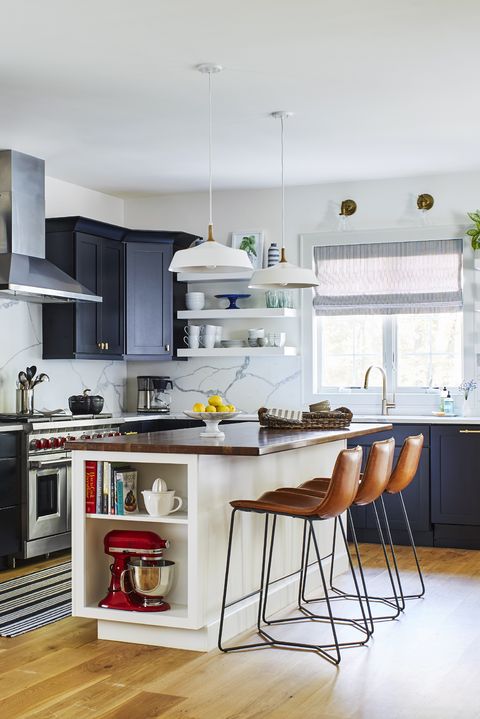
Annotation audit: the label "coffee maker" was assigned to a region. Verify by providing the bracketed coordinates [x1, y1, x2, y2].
[99, 529, 174, 612]
[137, 376, 174, 414]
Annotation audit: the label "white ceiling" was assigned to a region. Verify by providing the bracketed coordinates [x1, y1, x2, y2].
[1, 0, 479, 195]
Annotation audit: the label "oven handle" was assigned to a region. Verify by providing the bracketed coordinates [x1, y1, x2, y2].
[29, 458, 71, 469]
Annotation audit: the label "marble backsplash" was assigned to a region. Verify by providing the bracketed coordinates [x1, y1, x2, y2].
[0, 300, 127, 414]
[126, 356, 302, 413]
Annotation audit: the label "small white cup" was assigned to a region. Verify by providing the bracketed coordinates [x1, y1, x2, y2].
[248, 328, 265, 338]
[184, 335, 200, 348]
[203, 324, 218, 334]
[142, 490, 183, 517]
[185, 292, 205, 310]
[273, 332, 286, 347]
[201, 333, 216, 349]
[184, 324, 201, 336]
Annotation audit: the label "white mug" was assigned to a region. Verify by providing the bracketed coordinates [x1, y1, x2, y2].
[184, 325, 201, 336]
[248, 328, 265, 338]
[201, 333, 216, 349]
[142, 490, 183, 517]
[184, 335, 200, 348]
[202, 324, 218, 334]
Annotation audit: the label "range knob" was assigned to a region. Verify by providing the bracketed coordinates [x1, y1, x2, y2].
[114, 432, 121, 437]
[30, 439, 41, 450]
[42, 438, 52, 449]
[59, 437, 67, 446]
[107, 432, 114, 437]
[51, 437, 61, 448]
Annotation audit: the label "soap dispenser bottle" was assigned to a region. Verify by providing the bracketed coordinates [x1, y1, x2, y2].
[440, 386, 448, 412]
[444, 391, 455, 416]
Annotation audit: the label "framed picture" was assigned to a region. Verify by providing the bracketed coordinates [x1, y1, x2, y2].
[231, 231, 265, 270]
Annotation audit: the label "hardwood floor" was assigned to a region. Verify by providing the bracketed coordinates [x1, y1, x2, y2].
[1, 545, 480, 719]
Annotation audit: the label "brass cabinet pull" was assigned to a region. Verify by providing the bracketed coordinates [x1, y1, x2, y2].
[165, 344, 170, 352]
[97, 342, 103, 350]
[459, 429, 480, 433]
[105, 341, 109, 350]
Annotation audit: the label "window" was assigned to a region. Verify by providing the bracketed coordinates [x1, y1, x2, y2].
[318, 312, 462, 391]
[312, 237, 463, 394]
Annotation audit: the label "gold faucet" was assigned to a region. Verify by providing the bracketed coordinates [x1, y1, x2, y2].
[363, 365, 396, 415]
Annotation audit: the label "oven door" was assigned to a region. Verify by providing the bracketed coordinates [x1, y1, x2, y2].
[28, 455, 70, 541]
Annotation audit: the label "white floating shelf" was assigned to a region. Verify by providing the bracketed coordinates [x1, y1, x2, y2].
[86, 512, 188, 524]
[178, 308, 297, 319]
[177, 347, 298, 357]
[83, 603, 190, 628]
[177, 272, 253, 283]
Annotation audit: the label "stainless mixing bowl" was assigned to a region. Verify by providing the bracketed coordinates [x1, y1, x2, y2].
[126, 558, 175, 604]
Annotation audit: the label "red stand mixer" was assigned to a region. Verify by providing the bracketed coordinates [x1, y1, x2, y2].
[99, 529, 174, 612]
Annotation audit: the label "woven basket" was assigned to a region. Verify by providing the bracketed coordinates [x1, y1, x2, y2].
[258, 406, 353, 430]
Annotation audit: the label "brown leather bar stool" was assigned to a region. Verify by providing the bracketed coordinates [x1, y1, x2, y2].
[379, 434, 425, 605]
[218, 446, 366, 664]
[279, 438, 400, 627]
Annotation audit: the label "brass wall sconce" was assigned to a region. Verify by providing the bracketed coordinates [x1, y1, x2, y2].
[339, 199, 357, 216]
[417, 193, 434, 211]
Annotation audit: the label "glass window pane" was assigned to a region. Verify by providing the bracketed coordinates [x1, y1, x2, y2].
[319, 315, 383, 387]
[396, 312, 462, 387]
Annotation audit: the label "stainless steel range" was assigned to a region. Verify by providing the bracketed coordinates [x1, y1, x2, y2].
[0, 413, 123, 559]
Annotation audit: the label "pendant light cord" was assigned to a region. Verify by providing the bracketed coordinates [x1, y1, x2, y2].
[208, 69, 214, 236]
[280, 114, 287, 262]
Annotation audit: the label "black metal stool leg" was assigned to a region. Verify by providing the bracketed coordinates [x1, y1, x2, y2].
[261, 515, 278, 623]
[378, 495, 406, 611]
[398, 491, 426, 599]
[218, 510, 272, 652]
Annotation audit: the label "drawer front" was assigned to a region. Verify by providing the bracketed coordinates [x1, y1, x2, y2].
[0, 458, 21, 508]
[0, 505, 21, 557]
[0, 432, 18, 459]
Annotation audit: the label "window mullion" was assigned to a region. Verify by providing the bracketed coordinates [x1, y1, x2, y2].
[383, 316, 396, 392]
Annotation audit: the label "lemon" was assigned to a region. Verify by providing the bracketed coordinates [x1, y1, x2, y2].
[208, 395, 223, 407]
[227, 404, 236, 412]
[192, 403, 206, 412]
[217, 405, 230, 413]
[205, 405, 217, 412]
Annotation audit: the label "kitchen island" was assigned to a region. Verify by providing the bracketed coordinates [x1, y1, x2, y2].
[69, 421, 391, 651]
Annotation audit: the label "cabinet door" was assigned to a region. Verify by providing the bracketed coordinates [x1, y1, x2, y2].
[431, 426, 480, 525]
[366, 447, 431, 532]
[100, 239, 124, 356]
[75, 233, 101, 355]
[125, 243, 173, 357]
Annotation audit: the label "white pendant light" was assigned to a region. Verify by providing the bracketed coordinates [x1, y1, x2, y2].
[248, 112, 319, 289]
[169, 64, 253, 274]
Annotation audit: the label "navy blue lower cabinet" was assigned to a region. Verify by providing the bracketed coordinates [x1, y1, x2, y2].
[348, 424, 433, 546]
[431, 426, 480, 548]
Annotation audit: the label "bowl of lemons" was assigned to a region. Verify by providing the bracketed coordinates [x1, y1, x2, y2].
[184, 396, 240, 438]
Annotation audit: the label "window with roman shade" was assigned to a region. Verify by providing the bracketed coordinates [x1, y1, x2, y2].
[313, 239, 463, 316]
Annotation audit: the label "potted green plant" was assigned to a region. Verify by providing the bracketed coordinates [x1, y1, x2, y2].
[466, 211, 480, 249]
[239, 235, 257, 264]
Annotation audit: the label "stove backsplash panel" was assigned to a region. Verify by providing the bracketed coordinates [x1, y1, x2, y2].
[0, 301, 127, 414]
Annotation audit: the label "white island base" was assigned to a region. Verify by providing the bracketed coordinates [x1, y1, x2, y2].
[71, 426, 388, 652]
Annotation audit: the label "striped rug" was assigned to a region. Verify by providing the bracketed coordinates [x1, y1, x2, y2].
[0, 561, 71, 637]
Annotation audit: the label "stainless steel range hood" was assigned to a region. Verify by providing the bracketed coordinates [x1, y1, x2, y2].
[0, 150, 102, 303]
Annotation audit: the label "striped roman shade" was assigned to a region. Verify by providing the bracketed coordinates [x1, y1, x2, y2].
[313, 239, 463, 316]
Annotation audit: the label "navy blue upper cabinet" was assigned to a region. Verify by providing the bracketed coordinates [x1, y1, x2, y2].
[124, 242, 173, 359]
[43, 217, 125, 360]
[43, 218, 195, 361]
[431, 426, 480, 526]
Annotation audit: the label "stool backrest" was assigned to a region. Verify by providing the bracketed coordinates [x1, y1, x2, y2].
[354, 437, 395, 506]
[386, 434, 424, 494]
[317, 446, 363, 519]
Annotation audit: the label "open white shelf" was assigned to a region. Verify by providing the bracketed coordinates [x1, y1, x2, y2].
[178, 308, 296, 319]
[83, 603, 190, 628]
[177, 271, 253, 283]
[177, 346, 298, 357]
[86, 512, 189, 524]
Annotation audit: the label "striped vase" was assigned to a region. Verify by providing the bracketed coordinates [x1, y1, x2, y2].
[267, 242, 280, 267]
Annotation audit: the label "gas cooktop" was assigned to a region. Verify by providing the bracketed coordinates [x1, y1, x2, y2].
[0, 413, 113, 423]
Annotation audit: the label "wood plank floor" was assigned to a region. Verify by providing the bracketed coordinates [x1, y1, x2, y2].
[1, 545, 480, 719]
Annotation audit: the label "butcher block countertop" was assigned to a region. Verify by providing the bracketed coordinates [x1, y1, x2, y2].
[66, 421, 392, 457]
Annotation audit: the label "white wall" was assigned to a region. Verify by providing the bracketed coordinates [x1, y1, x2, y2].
[0, 178, 127, 414]
[124, 169, 480, 414]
